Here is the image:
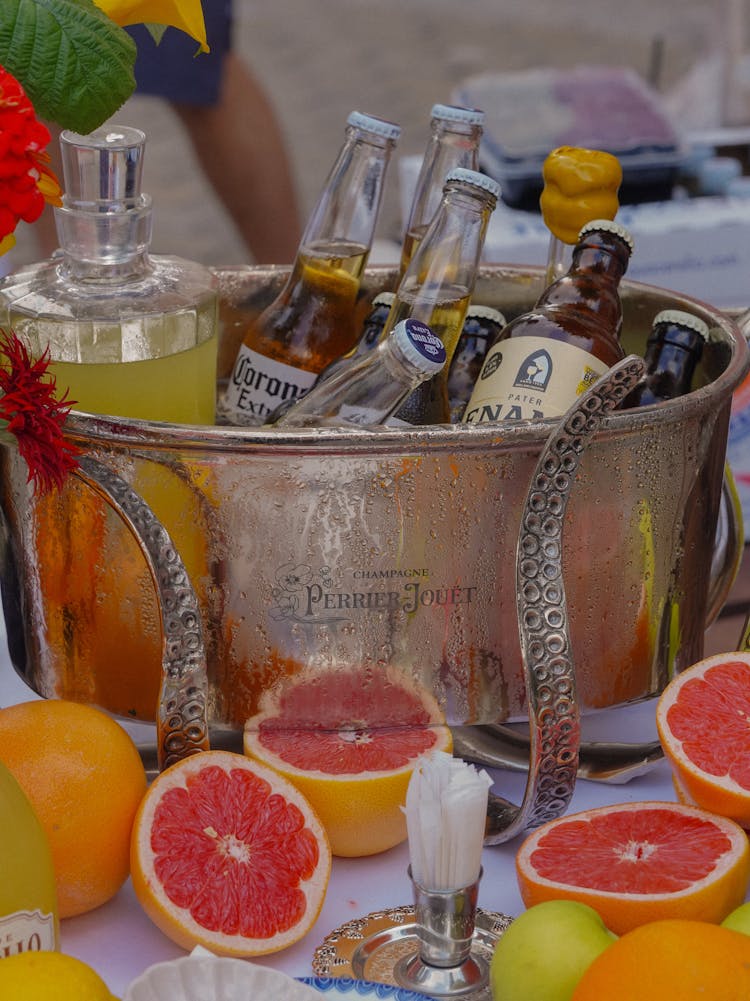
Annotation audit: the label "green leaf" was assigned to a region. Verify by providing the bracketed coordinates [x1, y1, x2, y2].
[0, 0, 137, 134]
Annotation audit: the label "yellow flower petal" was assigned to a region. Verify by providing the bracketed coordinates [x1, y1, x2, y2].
[0, 233, 17, 256]
[94, 1, 209, 51]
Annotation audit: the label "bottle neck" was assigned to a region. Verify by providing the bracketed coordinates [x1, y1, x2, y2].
[300, 126, 396, 253]
[53, 199, 153, 281]
[643, 327, 705, 395]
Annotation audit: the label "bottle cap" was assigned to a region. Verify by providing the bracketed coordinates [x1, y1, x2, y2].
[431, 104, 485, 127]
[60, 126, 146, 210]
[392, 319, 447, 374]
[652, 309, 710, 341]
[578, 218, 634, 252]
[445, 167, 501, 201]
[371, 291, 397, 308]
[464, 304, 506, 326]
[347, 111, 401, 141]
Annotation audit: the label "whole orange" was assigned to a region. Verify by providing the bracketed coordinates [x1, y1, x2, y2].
[572, 918, 750, 1000]
[0, 699, 147, 918]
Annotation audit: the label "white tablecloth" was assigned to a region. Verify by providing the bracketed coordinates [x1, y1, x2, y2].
[0, 626, 725, 998]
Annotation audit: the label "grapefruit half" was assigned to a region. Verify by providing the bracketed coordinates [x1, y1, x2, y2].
[243, 665, 452, 857]
[656, 652, 750, 827]
[516, 801, 750, 934]
[130, 750, 331, 956]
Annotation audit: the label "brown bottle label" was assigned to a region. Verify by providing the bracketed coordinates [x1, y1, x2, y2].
[462, 336, 609, 423]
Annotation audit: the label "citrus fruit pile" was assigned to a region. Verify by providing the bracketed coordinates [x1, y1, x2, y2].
[243, 665, 452, 856]
[515, 800, 750, 934]
[656, 652, 750, 827]
[0, 699, 147, 917]
[130, 749, 331, 957]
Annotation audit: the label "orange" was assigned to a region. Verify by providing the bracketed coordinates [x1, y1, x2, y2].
[130, 749, 331, 956]
[515, 801, 750, 934]
[572, 918, 750, 1000]
[0, 699, 147, 918]
[656, 652, 750, 827]
[243, 665, 452, 857]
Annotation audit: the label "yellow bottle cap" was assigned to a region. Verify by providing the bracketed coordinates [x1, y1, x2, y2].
[540, 146, 622, 244]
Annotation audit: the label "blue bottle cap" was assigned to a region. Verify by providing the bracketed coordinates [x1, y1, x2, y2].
[392, 319, 447, 374]
[347, 111, 401, 141]
[445, 167, 500, 202]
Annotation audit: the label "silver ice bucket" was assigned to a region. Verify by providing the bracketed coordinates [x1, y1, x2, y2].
[0, 264, 746, 739]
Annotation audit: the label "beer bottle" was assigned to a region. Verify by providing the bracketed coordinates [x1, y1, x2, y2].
[273, 318, 446, 429]
[448, 304, 506, 421]
[400, 104, 485, 276]
[621, 309, 709, 408]
[222, 111, 401, 425]
[387, 167, 500, 426]
[462, 219, 634, 425]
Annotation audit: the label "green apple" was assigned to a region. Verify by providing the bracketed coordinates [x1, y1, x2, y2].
[490, 899, 617, 1001]
[721, 901, 750, 935]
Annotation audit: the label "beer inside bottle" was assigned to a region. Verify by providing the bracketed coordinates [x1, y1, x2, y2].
[463, 219, 633, 425]
[622, 308, 709, 408]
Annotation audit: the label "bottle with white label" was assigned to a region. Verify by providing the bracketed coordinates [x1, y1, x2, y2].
[462, 219, 633, 425]
[272, 318, 446, 429]
[0, 760, 59, 958]
[222, 110, 401, 426]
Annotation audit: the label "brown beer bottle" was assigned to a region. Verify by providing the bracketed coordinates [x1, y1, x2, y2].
[222, 111, 400, 425]
[462, 219, 633, 424]
[621, 309, 709, 408]
[448, 304, 506, 421]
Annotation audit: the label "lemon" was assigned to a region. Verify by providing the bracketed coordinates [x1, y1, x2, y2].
[0, 951, 117, 1000]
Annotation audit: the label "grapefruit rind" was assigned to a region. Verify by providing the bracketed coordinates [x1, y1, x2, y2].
[243, 666, 452, 857]
[515, 800, 750, 935]
[130, 750, 332, 957]
[656, 653, 750, 827]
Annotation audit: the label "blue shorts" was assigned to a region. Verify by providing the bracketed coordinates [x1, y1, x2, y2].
[128, 1, 233, 106]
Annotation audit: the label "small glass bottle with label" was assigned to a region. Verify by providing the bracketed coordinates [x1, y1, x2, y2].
[462, 219, 633, 425]
[272, 318, 446, 429]
[621, 309, 709, 408]
[0, 760, 59, 958]
[448, 304, 506, 421]
[222, 111, 401, 426]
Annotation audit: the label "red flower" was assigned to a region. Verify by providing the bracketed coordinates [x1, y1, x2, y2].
[0, 330, 80, 495]
[0, 64, 62, 255]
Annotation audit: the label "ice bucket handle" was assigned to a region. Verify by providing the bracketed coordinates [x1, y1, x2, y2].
[73, 455, 209, 771]
[484, 355, 646, 845]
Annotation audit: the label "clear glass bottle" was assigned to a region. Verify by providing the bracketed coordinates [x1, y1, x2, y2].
[622, 309, 709, 408]
[0, 126, 218, 424]
[273, 318, 446, 428]
[386, 167, 500, 426]
[448, 304, 506, 421]
[399, 104, 485, 276]
[463, 219, 633, 425]
[222, 111, 401, 426]
[0, 760, 59, 957]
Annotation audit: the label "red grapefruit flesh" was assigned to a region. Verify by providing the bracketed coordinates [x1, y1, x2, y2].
[130, 750, 331, 956]
[516, 800, 750, 934]
[244, 665, 452, 856]
[656, 652, 750, 826]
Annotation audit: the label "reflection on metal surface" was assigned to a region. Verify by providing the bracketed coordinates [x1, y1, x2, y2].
[484, 355, 645, 844]
[75, 456, 209, 770]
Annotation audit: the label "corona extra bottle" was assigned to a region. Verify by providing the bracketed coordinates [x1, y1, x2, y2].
[223, 111, 400, 425]
[462, 219, 633, 424]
